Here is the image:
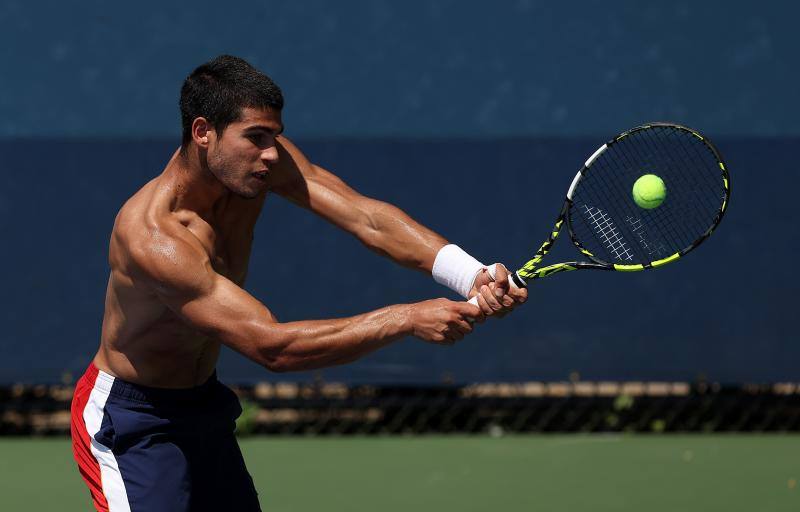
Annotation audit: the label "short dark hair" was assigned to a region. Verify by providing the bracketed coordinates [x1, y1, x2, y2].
[179, 55, 284, 150]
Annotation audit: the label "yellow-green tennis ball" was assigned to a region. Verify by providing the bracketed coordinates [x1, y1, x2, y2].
[632, 174, 666, 209]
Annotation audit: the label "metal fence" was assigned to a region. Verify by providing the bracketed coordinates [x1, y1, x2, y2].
[3, 381, 799, 436]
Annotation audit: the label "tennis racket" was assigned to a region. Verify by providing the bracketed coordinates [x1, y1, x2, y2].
[469, 122, 730, 303]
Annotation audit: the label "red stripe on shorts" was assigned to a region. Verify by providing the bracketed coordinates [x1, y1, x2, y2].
[70, 363, 110, 512]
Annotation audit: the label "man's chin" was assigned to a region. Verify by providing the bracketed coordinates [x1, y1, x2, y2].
[233, 181, 269, 199]
[231, 188, 262, 200]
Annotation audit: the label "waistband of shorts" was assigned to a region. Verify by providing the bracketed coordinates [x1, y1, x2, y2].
[84, 362, 220, 404]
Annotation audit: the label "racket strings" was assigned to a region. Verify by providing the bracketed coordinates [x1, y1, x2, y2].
[612, 127, 719, 256]
[581, 205, 635, 261]
[639, 128, 723, 240]
[573, 146, 639, 260]
[569, 125, 726, 265]
[591, 140, 696, 260]
[624, 216, 667, 258]
[618, 131, 700, 251]
[581, 148, 665, 262]
[641, 128, 721, 223]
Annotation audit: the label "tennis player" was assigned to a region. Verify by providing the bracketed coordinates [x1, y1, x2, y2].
[70, 55, 527, 512]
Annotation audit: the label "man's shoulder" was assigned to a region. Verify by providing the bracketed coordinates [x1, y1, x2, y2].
[111, 184, 210, 289]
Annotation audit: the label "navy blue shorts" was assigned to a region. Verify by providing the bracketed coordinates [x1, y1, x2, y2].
[71, 363, 261, 512]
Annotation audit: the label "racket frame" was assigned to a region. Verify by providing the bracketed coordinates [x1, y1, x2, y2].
[511, 122, 730, 287]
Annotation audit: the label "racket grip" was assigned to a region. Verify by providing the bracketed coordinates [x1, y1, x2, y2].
[466, 264, 521, 306]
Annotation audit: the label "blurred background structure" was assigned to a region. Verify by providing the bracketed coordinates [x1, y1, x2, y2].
[1, 1, 799, 509]
[1, 0, 797, 386]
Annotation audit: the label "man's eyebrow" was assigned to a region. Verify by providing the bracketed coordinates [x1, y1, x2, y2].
[244, 124, 284, 135]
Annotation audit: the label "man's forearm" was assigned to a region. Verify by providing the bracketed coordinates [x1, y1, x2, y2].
[356, 199, 448, 273]
[257, 304, 412, 372]
[357, 199, 488, 299]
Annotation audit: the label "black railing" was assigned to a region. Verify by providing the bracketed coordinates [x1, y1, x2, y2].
[2, 382, 799, 436]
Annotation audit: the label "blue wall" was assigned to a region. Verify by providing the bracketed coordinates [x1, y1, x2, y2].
[1, 1, 797, 383]
[0, 1, 796, 137]
[0, 137, 796, 384]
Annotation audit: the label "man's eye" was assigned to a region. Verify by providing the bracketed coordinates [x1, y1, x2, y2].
[248, 133, 273, 145]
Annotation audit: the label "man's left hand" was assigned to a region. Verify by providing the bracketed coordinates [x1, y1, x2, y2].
[468, 263, 528, 318]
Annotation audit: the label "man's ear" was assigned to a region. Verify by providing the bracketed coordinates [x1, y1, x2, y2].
[192, 117, 212, 148]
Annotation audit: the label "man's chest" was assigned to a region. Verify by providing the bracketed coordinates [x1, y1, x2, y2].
[210, 238, 252, 285]
[185, 217, 257, 286]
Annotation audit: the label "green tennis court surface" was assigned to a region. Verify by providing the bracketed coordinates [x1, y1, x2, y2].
[1, 435, 797, 511]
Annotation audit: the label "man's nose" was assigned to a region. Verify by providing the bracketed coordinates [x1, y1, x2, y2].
[261, 146, 279, 164]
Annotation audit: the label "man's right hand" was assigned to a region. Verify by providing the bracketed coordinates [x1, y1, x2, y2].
[406, 299, 483, 345]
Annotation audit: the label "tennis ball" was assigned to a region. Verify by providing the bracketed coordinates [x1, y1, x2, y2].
[632, 174, 666, 209]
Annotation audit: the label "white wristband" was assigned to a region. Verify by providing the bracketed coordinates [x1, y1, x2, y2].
[432, 244, 485, 299]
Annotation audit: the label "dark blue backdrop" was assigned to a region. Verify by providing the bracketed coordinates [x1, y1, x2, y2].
[0, 1, 795, 138]
[0, 137, 795, 383]
[1, 1, 797, 383]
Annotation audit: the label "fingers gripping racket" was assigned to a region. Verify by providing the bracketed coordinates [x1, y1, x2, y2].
[468, 122, 730, 304]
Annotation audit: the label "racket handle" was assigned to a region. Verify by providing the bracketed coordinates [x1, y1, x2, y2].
[466, 264, 522, 306]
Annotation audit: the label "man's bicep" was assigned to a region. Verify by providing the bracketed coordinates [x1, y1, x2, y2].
[270, 136, 446, 268]
[170, 273, 279, 361]
[130, 235, 278, 362]
[305, 165, 374, 232]
[272, 137, 372, 233]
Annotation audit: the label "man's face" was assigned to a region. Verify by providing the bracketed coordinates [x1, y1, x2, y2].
[206, 107, 283, 199]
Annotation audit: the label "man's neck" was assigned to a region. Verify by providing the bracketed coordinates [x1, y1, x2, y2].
[163, 148, 231, 222]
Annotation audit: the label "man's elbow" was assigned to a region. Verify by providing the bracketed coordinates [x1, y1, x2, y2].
[264, 360, 290, 373]
[251, 324, 295, 373]
[258, 342, 294, 373]
[263, 353, 353, 373]
[353, 209, 384, 250]
[262, 353, 295, 373]
[258, 335, 318, 373]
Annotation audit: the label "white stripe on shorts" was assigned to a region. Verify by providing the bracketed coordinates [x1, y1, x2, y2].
[82, 369, 132, 512]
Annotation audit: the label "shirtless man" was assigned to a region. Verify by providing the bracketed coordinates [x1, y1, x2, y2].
[70, 55, 527, 512]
